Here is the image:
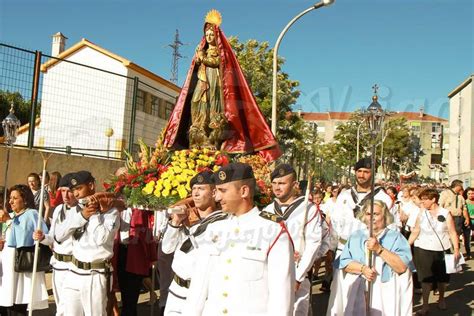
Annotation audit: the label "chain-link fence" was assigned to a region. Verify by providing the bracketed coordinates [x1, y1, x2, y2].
[0, 42, 178, 159]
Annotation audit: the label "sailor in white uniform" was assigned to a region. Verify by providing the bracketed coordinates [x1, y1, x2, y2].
[162, 170, 228, 315]
[262, 164, 325, 316]
[183, 163, 295, 316]
[55, 171, 120, 316]
[33, 173, 77, 316]
[327, 157, 393, 316]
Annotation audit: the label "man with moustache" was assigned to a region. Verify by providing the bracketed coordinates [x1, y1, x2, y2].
[183, 163, 295, 316]
[327, 157, 392, 316]
[162, 170, 227, 315]
[262, 164, 325, 316]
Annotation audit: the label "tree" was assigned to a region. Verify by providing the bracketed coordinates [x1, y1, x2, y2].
[0, 90, 37, 137]
[228, 37, 304, 152]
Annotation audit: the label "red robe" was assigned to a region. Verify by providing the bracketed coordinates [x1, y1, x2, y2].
[163, 25, 281, 162]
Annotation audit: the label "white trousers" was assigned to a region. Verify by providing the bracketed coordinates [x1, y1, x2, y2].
[164, 290, 186, 316]
[294, 278, 311, 316]
[52, 268, 69, 316]
[62, 270, 109, 316]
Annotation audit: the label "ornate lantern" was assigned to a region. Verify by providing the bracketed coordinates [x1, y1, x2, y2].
[365, 85, 385, 135]
[2, 103, 21, 146]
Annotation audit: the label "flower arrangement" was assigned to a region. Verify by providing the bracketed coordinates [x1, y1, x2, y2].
[105, 135, 272, 210]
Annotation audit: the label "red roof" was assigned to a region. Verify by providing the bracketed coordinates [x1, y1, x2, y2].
[299, 111, 447, 123]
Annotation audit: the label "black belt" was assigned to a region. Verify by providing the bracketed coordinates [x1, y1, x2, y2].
[53, 252, 73, 262]
[72, 257, 111, 270]
[173, 274, 190, 289]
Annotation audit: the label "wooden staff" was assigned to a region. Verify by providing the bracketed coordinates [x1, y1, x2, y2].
[297, 172, 313, 259]
[29, 152, 52, 316]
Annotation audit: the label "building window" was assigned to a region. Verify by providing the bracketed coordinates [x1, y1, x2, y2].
[430, 153, 442, 165]
[151, 96, 160, 116]
[136, 89, 145, 112]
[432, 122, 442, 133]
[165, 101, 174, 119]
[411, 123, 421, 133]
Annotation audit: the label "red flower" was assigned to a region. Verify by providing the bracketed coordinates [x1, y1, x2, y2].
[103, 182, 111, 191]
[216, 155, 229, 166]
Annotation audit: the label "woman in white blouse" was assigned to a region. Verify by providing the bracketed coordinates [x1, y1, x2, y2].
[409, 188, 460, 315]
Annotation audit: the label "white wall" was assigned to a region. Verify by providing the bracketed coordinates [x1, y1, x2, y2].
[448, 77, 473, 186]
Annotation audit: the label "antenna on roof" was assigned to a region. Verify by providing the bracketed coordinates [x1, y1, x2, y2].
[167, 29, 187, 84]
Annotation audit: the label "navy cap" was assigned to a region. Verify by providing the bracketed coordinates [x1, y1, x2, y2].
[58, 173, 74, 188]
[190, 170, 214, 188]
[354, 157, 372, 171]
[212, 162, 254, 185]
[271, 163, 296, 181]
[68, 170, 95, 189]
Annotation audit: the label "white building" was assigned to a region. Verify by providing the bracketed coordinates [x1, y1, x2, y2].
[447, 74, 474, 187]
[16, 33, 180, 158]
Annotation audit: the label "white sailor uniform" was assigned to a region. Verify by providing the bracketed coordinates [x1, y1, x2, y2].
[263, 196, 325, 316]
[55, 207, 119, 316]
[41, 203, 77, 316]
[183, 207, 295, 316]
[162, 211, 227, 315]
[327, 187, 392, 316]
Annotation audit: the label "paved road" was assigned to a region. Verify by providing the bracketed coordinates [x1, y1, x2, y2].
[35, 248, 474, 315]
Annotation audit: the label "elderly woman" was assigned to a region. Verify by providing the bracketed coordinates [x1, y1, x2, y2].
[334, 200, 414, 316]
[408, 188, 460, 315]
[0, 184, 49, 314]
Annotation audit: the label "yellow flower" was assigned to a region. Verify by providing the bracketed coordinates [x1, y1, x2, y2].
[213, 165, 220, 172]
[162, 190, 170, 197]
[171, 189, 177, 195]
[185, 182, 191, 191]
[203, 148, 209, 154]
[192, 148, 198, 153]
[189, 152, 196, 159]
[154, 182, 163, 191]
[173, 166, 182, 174]
[177, 185, 188, 199]
[172, 179, 180, 187]
[142, 186, 154, 195]
[153, 189, 161, 197]
[180, 162, 187, 169]
[163, 179, 172, 190]
[187, 161, 195, 169]
[208, 157, 215, 164]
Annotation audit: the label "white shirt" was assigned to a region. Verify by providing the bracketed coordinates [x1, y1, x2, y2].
[414, 208, 451, 251]
[44, 203, 77, 268]
[263, 196, 325, 282]
[331, 187, 393, 251]
[55, 207, 119, 264]
[183, 207, 294, 316]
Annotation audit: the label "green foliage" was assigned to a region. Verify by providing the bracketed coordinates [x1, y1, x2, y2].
[0, 90, 39, 137]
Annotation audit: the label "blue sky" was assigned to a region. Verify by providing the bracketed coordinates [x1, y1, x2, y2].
[1, 0, 472, 118]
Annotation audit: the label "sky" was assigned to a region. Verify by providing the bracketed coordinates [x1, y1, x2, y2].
[1, 0, 472, 119]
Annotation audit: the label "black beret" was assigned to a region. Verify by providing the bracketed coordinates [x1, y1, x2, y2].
[68, 170, 95, 189]
[58, 173, 75, 188]
[271, 163, 296, 181]
[212, 162, 254, 185]
[190, 170, 214, 188]
[354, 157, 372, 171]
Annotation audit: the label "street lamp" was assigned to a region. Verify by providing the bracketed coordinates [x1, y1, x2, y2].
[271, 0, 335, 137]
[105, 126, 114, 158]
[2, 102, 21, 210]
[363, 84, 386, 314]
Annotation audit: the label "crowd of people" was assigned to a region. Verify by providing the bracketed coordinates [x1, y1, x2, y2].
[0, 159, 472, 316]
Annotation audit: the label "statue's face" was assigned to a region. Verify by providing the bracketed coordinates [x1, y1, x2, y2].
[205, 28, 216, 45]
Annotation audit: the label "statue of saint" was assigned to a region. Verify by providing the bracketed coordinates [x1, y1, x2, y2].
[189, 21, 227, 149]
[163, 10, 281, 162]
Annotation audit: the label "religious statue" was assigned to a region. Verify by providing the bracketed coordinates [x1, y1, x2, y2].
[163, 10, 281, 162]
[189, 16, 227, 148]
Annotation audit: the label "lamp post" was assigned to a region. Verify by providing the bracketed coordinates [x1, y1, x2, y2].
[271, 0, 335, 137]
[363, 84, 386, 315]
[105, 126, 114, 158]
[2, 103, 21, 210]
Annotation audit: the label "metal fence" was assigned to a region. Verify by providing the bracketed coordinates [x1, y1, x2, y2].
[0, 42, 178, 159]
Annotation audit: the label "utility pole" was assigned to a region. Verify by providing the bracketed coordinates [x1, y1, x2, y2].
[168, 29, 185, 84]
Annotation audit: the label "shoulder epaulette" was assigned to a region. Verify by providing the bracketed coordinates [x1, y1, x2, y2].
[259, 211, 283, 223]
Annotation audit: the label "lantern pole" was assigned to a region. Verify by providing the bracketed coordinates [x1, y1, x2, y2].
[2, 103, 21, 210]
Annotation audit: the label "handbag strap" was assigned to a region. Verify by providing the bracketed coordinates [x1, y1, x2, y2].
[424, 210, 447, 251]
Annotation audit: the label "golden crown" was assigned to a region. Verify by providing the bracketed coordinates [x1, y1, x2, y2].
[205, 9, 222, 27]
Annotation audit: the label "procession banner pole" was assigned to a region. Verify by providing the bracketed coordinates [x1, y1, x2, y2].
[298, 171, 313, 259]
[29, 151, 52, 316]
[365, 145, 376, 316]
